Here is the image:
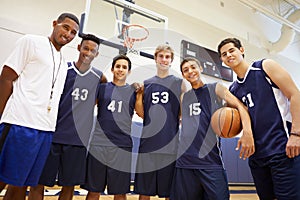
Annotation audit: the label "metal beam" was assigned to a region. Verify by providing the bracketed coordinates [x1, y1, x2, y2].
[102, 0, 168, 28]
[285, 0, 300, 8]
[238, 0, 300, 33]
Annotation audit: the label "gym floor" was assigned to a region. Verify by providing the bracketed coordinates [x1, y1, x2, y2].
[0, 185, 259, 199]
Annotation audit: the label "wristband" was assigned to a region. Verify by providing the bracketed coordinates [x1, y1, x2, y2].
[290, 132, 300, 137]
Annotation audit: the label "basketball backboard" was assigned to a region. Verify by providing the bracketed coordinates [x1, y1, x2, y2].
[79, 0, 227, 86]
[79, 0, 191, 81]
[80, 0, 167, 46]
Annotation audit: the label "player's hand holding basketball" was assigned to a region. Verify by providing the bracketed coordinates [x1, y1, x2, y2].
[215, 84, 255, 160]
[233, 104, 255, 160]
[211, 106, 255, 160]
[236, 129, 255, 160]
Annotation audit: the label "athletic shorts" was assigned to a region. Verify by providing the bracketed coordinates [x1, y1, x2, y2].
[38, 143, 87, 186]
[0, 123, 52, 186]
[170, 168, 230, 200]
[81, 146, 132, 194]
[249, 153, 300, 200]
[134, 153, 176, 197]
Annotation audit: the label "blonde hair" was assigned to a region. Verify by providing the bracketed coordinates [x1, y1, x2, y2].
[154, 44, 174, 61]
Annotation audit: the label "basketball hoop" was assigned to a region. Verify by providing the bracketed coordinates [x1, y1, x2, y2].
[122, 24, 149, 54]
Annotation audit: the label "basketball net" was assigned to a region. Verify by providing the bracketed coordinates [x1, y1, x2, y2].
[122, 24, 149, 55]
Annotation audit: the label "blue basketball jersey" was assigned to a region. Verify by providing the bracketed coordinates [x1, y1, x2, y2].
[90, 82, 136, 148]
[229, 59, 291, 159]
[52, 62, 103, 146]
[138, 75, 182, 154]
[176, 83, 224, 169]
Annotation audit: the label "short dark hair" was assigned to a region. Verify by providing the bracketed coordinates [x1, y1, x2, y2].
[217, 38, 243, 57]
[180, 57, 201, 73]
[112, 54, 132, 70]
[57, 13, 79, 26]
[80, 33, 101, 46]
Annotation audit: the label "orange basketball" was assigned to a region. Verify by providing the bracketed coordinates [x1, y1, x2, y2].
[211, 107, 242, 138]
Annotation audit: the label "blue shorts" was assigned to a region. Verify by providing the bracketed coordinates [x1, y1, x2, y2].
[170, 168, 229, 200]
[134, 154, 176, 198]
[38, 143, 87, 186]
[81, 146, 132, 194]
[0, 123, 52, 186]
[249, 153, 300, 200]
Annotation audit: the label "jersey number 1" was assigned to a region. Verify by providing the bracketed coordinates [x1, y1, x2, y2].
[107, 100, 123, 113]
[242, 93, 255, 108]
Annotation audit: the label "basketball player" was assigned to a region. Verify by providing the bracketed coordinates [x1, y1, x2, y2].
[170, 57, 254, 200]
[82, 54, 143, 200]
[134, 44, 187, 200]
[0, 13, 79, 200]
[218, 37, 300, 199]
[28, 33, 106, 200]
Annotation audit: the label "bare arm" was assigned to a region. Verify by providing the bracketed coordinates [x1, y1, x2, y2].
[215, 82, 255, 159]
[0, 66, 18, 115]
[181, 79, 188, 94]
[100, 74, 108, 83]
[134, 84, 144, 119]
[94, 75, 108, 105]
[179, 79, 188, 120]
[263, 59, 300, 158]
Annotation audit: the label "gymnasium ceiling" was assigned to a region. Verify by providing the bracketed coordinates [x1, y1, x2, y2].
[151, 0, 300, 64]
[1, 0, 299, 64]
